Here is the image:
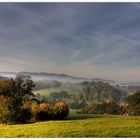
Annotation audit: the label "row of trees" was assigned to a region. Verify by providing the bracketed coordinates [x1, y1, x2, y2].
[80, 81, 126, 103]
[1, 76, 137, 123]
[63, 81, 126, 111]
[80, 101, 123, 115]
[46, 81, 124, 110]
[0, 96, 69, 124]
[41, 81, 140, 116]
[126, 90, 140, 116]
[79, 90, 140, 116]
[34, 80, 61, 90]
[49, 91, 69, 99]
[0, 77, 69, 124]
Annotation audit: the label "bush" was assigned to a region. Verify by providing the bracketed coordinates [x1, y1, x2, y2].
[0, 96, 69, 123]
[22, 101, 38, 122]
[13, 108, 32, 124]
[0, 96, 10, 123]
[31, 103, 39, 121]
[38, 103, 54, 120]
[22, 101, 69, 121]
[0, 97, 32, 124]
[23, 101, 55, 121]
[54, 101, 69, 119]
[0, 77, 69, 124]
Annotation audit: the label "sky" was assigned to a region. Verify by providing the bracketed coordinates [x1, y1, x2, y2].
[1, 3, 140, 82]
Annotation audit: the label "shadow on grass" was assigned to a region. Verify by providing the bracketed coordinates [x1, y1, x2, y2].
[66, 114, 103, 120]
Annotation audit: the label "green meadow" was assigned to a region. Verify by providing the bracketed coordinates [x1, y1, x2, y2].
[0, 114, 140, 137]
[33, 83, 82, 96]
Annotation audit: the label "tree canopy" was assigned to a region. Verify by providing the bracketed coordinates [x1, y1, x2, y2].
[126, 90, 140, 116]
[0, 77, 35, 97]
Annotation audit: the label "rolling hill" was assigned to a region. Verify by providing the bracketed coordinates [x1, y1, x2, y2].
[0, 71, 116, 84]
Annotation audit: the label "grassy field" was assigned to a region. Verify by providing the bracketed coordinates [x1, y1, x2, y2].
[0, 114, 140, 137]
[33, 83, 82, 96]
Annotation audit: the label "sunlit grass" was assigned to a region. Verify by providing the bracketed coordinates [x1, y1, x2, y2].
[33, 83, 82, 96]
[0, 114, 140, 137]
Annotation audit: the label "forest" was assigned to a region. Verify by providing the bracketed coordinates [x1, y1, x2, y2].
[0, 74, 140, 124]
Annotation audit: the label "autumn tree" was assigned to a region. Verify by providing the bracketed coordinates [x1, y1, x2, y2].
[126, 90, 140, 116]
[0, 77, 35, 124]
[54, 101, 69, 119]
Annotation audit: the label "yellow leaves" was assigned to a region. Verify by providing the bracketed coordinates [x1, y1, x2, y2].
[55, 101, 69, 112]
[39, 103, 50, 111]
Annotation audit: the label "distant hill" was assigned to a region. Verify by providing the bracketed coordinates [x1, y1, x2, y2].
[0, 75, 8, 80]
[0, 72, 17, 79]
[120, 82, 140, 87]
[0, 71, 116, 84]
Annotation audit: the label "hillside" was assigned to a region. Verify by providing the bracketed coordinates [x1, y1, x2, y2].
[0, 114, 140, 137]
[33, 83, 82, 96]
[0, 72, 116, 84]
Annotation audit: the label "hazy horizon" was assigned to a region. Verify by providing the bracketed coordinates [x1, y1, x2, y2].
[1, 3, 140, 82]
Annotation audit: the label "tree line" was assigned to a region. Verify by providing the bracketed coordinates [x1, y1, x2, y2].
[41, 81, 140, 116]
[0, 77, 69, 124]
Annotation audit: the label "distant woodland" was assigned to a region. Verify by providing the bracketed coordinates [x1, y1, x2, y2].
[0, 74, 140, 124]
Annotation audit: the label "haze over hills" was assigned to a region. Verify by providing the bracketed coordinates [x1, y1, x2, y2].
[1, 71, 140, 87]
[1, 3, 140, 85]
[0, 71, 115, 84]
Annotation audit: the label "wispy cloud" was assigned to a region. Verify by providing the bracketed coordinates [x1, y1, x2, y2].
[0, 3, 140, 82]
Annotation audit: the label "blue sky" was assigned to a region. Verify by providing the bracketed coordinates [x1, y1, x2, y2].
[0, 3, 140, 82]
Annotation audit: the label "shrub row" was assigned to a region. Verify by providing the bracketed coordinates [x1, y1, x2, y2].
[0, 96, 69, 124]
[81, 102, 123, 115]
[23, 101, 69, 121]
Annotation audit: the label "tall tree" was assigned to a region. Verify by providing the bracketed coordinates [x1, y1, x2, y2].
[126, 90, 140, 116]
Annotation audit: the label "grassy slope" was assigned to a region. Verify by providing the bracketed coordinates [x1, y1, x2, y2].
[33, 83, 82, 96]
[0, 114, 140, 137]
